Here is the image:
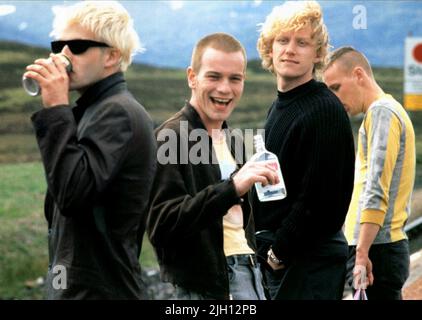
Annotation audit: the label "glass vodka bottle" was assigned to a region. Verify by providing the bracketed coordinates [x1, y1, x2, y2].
[250, 134, 287, 202]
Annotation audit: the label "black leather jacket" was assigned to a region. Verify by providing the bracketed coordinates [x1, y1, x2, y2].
[31, 72, 156, 299]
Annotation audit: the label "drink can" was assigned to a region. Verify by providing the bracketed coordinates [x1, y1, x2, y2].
[22, 54, 72, 96]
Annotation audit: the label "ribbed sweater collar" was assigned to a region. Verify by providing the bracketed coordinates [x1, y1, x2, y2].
[276, 79, 321, 109]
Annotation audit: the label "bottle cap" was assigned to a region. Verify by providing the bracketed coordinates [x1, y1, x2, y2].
[253, 134, 266, 152]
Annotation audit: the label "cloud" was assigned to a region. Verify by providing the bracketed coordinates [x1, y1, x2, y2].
[52, 4, 66, 15]
[0, 4, 16, 16]
[252, 0, 262, 7]
[168, 1, 184, 11]
[18, 22, 28, 31]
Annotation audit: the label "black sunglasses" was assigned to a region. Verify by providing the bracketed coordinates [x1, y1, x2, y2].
[51, 39, 110, 55]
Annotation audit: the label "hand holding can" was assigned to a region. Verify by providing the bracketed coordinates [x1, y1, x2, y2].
[22, 53, 72, 96]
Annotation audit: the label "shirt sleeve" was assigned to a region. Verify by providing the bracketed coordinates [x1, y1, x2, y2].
[360, 105, 401, 226]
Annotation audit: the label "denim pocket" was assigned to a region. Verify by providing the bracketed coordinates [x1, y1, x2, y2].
[227, 264, 237, 282]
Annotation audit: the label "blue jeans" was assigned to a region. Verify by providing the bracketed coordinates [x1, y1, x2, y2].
[346, 240, 409, 300]
[226, 254, 266, 300]
[171, 254, 266, 300]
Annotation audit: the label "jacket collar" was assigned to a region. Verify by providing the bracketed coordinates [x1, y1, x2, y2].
[72, 72, 126, 122]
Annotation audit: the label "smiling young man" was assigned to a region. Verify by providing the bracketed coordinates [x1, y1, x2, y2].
[147, 33, 278, 300]
[24, 1, 156, 299]
[324, 47, 415, 300]
[252, 1, 355, 299]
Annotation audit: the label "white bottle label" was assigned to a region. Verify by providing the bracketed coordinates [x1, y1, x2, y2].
[255, 160, 287, 201]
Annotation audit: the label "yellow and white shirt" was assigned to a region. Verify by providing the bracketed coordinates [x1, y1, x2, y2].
[345, 94, 416, 245]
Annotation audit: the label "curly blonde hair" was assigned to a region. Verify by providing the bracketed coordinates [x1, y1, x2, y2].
[50, 1, 143, 72]
[257, 1, 329, 78]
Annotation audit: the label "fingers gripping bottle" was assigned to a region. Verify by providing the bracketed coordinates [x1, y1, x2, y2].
[251, 134, 287, 202]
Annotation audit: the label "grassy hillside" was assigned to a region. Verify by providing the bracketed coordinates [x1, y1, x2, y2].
[1, 40, 422, 299]
[0, 40, 413, 130]
[1, 40, 421, 181]
[0, 41, 276, 132]
[0, 162, 158, 299]
[0, 162, 48, 299]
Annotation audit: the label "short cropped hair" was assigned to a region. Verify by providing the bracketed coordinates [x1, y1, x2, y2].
[50, 1, 143, 71]
[325, 46, 374, 78]
[257, 1, 329, 77]
[191, 32, 247, 73]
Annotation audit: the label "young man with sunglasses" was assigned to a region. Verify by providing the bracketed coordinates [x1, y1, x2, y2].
[24, 1, 156, 299]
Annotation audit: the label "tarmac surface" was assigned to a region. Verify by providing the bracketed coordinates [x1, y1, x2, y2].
[403, 248, 422, 299]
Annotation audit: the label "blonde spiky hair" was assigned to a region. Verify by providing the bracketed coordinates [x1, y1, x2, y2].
[50, 1, 143, 71]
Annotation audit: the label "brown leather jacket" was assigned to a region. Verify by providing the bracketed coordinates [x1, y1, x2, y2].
[147, 103, 256, 300]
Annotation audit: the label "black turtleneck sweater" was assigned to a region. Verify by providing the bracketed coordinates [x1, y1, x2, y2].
[253, 79, 355, 263]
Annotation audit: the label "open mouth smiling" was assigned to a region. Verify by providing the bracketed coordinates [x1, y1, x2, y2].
[210, 97, 232, 106]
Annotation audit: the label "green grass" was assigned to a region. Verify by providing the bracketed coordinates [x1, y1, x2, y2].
[0, 163, 47, 299]
[0, 134, 40, 163]
[0, 162, 158, 299]
[0, 162, 46, 219]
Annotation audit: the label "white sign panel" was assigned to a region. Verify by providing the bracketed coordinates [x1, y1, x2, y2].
[404, 37, 422, 110]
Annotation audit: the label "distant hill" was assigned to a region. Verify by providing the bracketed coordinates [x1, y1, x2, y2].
[1, 40, 422, 187]
[0, 40, 275, 132]
[0, 40, 407, 131]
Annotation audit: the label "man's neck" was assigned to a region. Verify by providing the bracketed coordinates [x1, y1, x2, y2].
[205, 122, 224, 137]
[363, 82, 385, 113]
[276, 74, 313, 93]
[189, 99, 224, 136]
[211, 127, 226, 140]
[76, 69, 120, 95]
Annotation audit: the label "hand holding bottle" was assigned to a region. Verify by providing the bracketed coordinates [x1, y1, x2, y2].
[250, 135, 287, 202]
[232, 161, 280, 197]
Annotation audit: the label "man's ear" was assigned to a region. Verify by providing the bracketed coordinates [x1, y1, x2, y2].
[352, 66, 365, 83]
[104, 48, 122, 69]
[314, 51, 322, 64]
[187, 66, 196, 89]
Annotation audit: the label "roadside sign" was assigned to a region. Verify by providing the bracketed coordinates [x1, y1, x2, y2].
[404, 37, 422, 110]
